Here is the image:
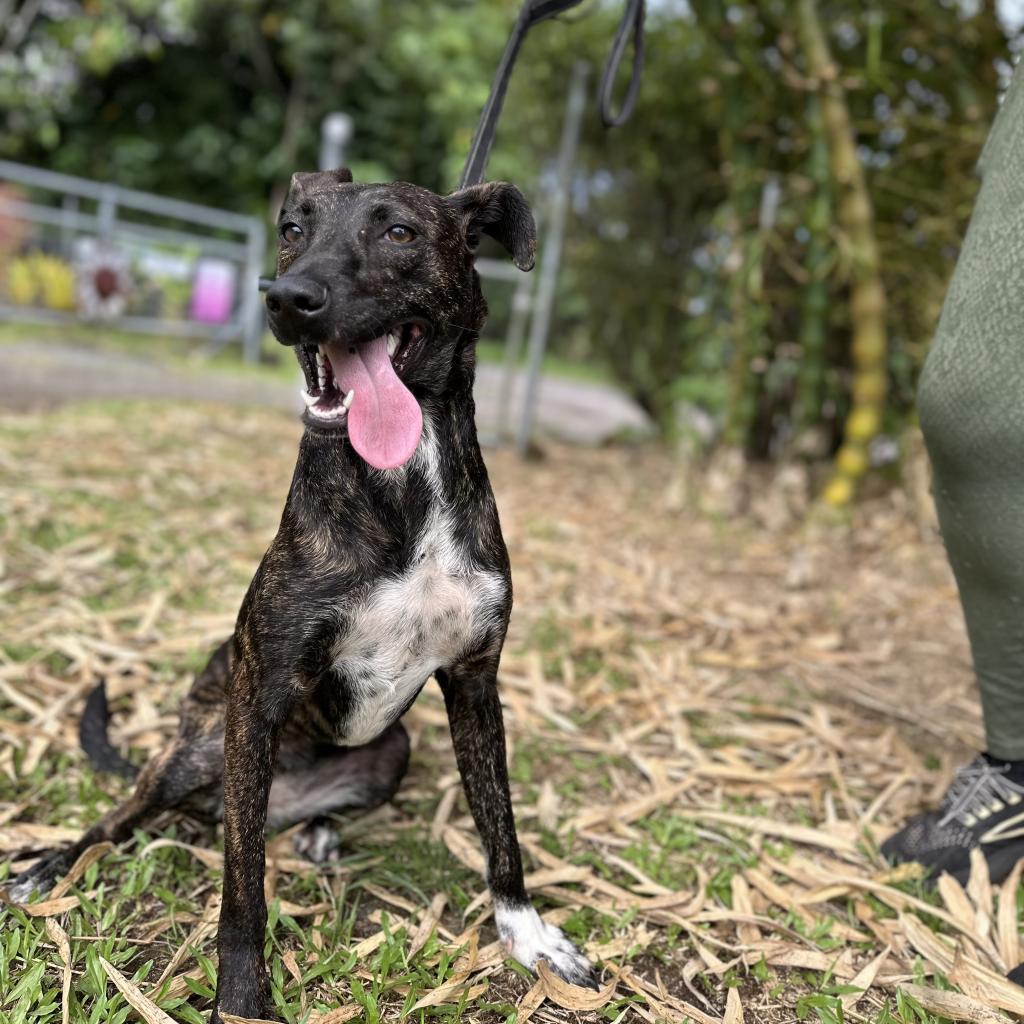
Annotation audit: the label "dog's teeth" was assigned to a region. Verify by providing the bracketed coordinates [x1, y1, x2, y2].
[387, 333, 398, 358]
[301, 390, 318, 408]
[342, 389, 355, 411]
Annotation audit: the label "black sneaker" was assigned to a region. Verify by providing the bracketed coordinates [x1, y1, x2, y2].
[881, 755, 1024, 884]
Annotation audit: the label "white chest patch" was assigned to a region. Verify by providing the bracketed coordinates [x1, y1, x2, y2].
[329, 509, 507, 745]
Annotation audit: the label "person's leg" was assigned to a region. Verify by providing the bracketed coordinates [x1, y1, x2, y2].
[883, 63, 1024, 882]
[919, 75, 1024, 763]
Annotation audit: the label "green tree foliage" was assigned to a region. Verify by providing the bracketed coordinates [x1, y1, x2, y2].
[1, 0, 515, 208]
[542, 0, 1010, 448]
[1, 0, 1017, 468]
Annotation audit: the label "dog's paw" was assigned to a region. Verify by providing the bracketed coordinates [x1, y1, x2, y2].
[3, 871, 41, 904]
[291, 819, 340, 864]
[495, 903, 599, 991]
[211, 1008, 282, 1024]
[213, 975, 279, 1023]
[3, 854, 61, 904]
[211, 1005, 282, 1024]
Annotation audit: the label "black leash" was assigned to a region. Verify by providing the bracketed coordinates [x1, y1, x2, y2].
[596, 0, 646, 129]
[258, 0, 644, 291]
[459, 0, 645, 189]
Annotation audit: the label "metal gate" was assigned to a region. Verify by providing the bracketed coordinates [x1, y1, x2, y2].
[0, 160, 267, 362]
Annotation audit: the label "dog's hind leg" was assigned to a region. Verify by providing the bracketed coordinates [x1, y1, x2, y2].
[4, 729, 225, 902]
[268, 721, 410, 862]
[5, 640, 236, 901]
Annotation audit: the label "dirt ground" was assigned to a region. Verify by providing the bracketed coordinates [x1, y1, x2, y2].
[1, 399, 1021, 1023]
[0, 334, 652, 444]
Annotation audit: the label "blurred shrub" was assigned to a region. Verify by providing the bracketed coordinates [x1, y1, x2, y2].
[7, 254, 76, 311]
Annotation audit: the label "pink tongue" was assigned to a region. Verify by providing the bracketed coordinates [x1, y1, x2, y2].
[325, 336, 423, 469]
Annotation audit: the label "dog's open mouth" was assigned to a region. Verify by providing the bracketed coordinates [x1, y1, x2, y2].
[297, 322, 426, 470]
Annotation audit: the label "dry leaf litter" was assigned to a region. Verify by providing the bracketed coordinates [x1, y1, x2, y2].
[0, 404, 1017, 1023]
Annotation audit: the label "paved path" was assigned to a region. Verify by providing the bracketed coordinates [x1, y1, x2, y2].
[0, 340, 652, 445]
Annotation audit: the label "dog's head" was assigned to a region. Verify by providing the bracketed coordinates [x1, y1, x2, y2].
[265, 168, 536, 470]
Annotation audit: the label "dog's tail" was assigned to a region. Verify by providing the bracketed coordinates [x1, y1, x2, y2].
[79, 680, 138, 780]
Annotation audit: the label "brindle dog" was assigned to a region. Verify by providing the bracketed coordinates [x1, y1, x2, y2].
[4, 169, 599, 1021]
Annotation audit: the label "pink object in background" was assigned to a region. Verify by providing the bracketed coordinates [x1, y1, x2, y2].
[190, 259, 237, 323]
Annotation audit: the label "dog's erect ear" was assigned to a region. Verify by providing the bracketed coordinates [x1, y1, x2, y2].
[289, 167, 353, 193]
[446, 182, 537, 272]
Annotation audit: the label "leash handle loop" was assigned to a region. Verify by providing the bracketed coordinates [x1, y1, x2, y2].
[458, 0, 646, 189]
[597, 0, 645, 128]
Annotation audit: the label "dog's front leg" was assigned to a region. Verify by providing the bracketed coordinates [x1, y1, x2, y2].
[438, 661, 599, 990]
[213, 661, 290, 1023]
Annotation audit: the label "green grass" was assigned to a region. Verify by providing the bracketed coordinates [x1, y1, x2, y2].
[0, 757, 649, 1023]
[0, 741, 968, 1024]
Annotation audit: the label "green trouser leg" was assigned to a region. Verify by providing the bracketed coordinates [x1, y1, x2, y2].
[918, 62, 1024, 761]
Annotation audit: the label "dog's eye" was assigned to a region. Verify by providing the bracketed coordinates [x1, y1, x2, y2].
[280, 223, 303, 245]
[385, 225, 415, 244]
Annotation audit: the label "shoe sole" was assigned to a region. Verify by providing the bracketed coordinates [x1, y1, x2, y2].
[943, 844, 1024, 886]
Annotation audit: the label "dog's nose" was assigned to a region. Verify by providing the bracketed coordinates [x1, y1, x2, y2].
[265, 277, 328, 319]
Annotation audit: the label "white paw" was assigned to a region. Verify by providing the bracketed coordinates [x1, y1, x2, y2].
[4, 872, 40, 904]
[292, 821, 340, 864]
[495, 903, 598, 990]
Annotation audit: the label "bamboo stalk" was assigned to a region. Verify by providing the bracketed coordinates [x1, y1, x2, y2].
[794, 94, 831, 437]
[796, 0, 888, 505]
[693, 0, 769, 452]
[724, 199, 768, 448]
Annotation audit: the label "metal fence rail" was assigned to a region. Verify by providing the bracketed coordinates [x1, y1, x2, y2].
[0, 160, 266, 361]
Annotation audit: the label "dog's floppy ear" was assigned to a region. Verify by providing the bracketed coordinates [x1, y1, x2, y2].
[446, 182, 537, 272]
